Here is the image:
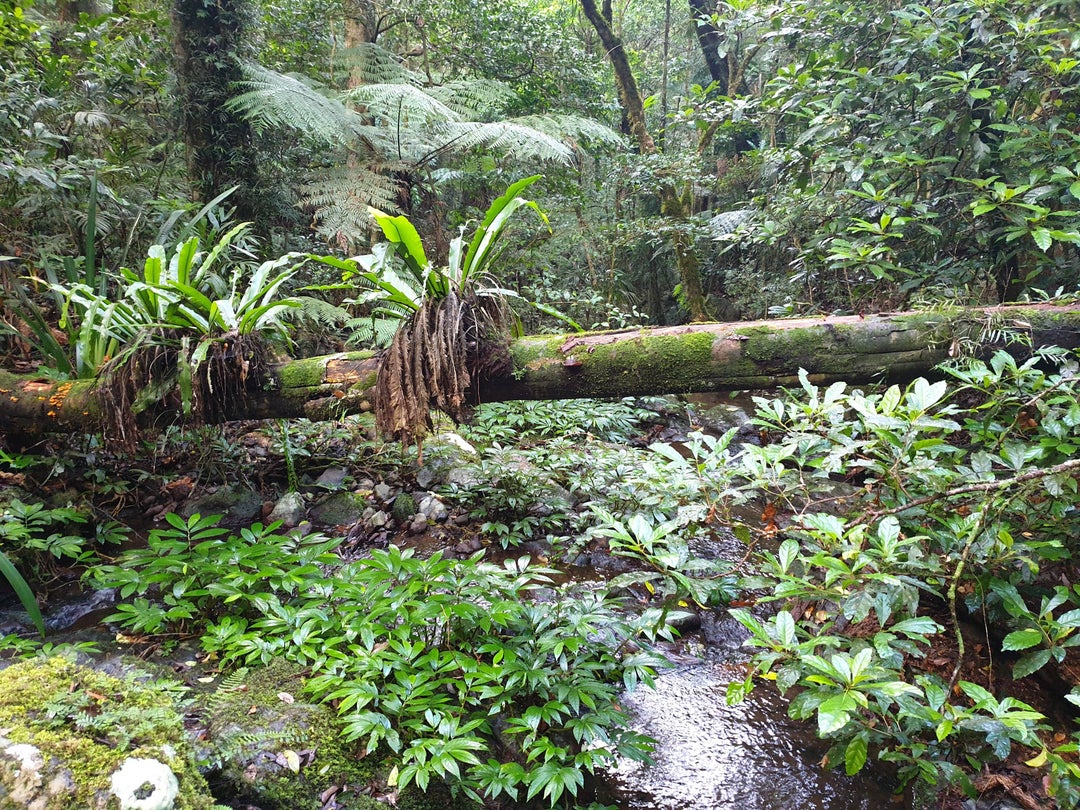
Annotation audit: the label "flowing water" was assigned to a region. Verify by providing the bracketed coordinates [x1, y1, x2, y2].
[601, 659, 905, 810]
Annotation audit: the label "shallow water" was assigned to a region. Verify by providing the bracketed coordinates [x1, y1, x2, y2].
[602, 660, 905, 810]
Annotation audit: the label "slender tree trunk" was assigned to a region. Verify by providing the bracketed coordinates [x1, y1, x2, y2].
[172, 0, 261, 224]
[579, 0, 710, 322]
[688, 0, 727, 92]
[579, 0, 656, 155]
[3, 305, 1078, 436]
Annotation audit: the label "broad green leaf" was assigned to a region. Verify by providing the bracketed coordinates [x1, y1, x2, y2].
[817, 693, 856, 734]
[778, 538, 799, 574]
[1013, 649, 1052, 679]
[845, 733, 868, 775]
[1001, 628, 1042, 651]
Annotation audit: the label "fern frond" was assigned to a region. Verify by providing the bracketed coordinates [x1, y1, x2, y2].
[346, 314, 403, 349]
[287, 296, 352, 328]
[426, 80, 516, 120]
[429, 121, 576, 165]
[344, 83, 463, 126]
[299, 164, 402, 247]
[229, 63, 361, 145]
[338, 42, 422, 86]
[511, 114, 626, 150]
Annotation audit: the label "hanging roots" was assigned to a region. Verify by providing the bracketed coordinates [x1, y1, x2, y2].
[375, 290, 511, 447]
[98, 331, 271, 451]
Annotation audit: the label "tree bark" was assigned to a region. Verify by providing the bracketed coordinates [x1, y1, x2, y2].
[579, 0, 710, 321]
[172, 0, 261, 224]
[2, 305, 1078, 436]
[688, 0, 727, 92]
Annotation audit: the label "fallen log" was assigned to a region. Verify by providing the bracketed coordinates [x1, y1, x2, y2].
[1, 303, 1078, 436]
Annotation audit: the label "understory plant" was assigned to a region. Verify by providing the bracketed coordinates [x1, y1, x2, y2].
[91, 513, 672, 808]
[716, 348, 1080, 804]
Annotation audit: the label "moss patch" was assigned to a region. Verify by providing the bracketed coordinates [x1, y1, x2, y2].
[200, 660, 381, 810]
[0, 656, 219, 810]
[276, 356, 332, 389]
[582, 331, 717, 394]
[737, 324, 834, 366]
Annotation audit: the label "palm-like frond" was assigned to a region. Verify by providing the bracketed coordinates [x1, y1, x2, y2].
[338, 43, 422, 87]
[299, 164, 402, 245]
[344, 83, 463, 126]
[429, 121, 577, 165]
[426, 80, 517, 120]
[229, 63, 361, 145]
[511, 114, 625, 149]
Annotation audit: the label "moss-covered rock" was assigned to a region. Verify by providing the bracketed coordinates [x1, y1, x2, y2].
[308, 491, 368, 526]
[196, 660, 382, 810]
[0, 656, 219, 810]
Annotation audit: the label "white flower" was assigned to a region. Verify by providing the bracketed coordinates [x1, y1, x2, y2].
[108, 757, 180, 810]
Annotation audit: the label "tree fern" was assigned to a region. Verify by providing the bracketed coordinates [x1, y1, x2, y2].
[345, 83, 464, 126]
[428, 120, 577, 165]
[229, 63, 362, 145]
[426, 80, 517, 120]
[337, 43, 422, 87]
[511, 114, 626, 149]
[298, 164, 402, 245]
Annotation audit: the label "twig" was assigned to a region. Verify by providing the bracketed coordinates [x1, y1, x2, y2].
[946, 501, 991, 695]
[854, 457, 1080, 527]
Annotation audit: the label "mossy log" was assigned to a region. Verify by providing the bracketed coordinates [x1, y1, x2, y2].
[2, 304, 1078, 436]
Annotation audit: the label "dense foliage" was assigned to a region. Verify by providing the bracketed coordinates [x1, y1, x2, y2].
[2, 0, 1080, 807]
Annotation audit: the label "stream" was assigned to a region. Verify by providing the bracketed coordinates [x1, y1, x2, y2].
[603, 660, 903, 810]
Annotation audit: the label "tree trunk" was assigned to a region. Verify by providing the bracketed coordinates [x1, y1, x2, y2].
[578, 0, 655, 155]
[688, 0, 727, 92]
[2, 305, 1078, 436]
[172, 0, 261, 224]
[579, 0, 710, 322]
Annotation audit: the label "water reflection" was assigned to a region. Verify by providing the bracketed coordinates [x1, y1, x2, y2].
[603, 661, 905, 810]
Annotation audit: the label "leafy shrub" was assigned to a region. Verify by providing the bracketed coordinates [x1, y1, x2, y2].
[92, 515, 673, 807]
[722, 348, 1080, 803]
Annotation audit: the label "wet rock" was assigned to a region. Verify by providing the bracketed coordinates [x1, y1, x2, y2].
[418, 495, 448, 522]
[196, 660, 382, 810]
[0, 657, 217, 810]
[415, 432, 480, 489]
[313, 466, 349, 489]
[182, 485, 264, 524]
[308, 492, 367, 526]
[453, 537, 484, 557]
[0, 739, 76, 808]
[268, 491, 306, 528]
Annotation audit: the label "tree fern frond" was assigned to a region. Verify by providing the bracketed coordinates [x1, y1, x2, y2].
[338, 43, 421, 87]
[299, 165, 402, 247]
[426, 80, 516, 120]
[344, 83, 463, 126]
[511, 114, 626, 149]
[430, 121, 576, 165]
[286, 296, 353, 328]
[229, 63, 360, 145]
